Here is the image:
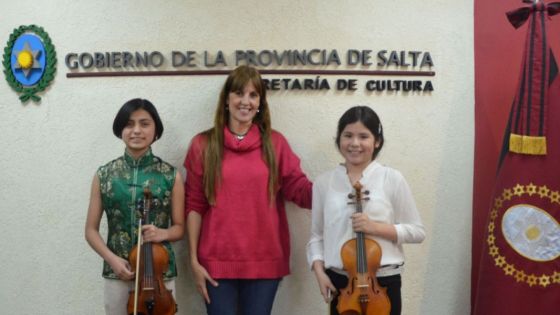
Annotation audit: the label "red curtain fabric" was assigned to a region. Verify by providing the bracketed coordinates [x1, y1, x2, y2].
[473, 1, 560, 313]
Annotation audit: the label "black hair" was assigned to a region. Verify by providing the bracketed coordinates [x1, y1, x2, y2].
[335, 106, 384, 159]
[112, 98, 164, 141]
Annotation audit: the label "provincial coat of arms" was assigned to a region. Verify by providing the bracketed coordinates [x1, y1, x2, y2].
[3, 25, 57, 102]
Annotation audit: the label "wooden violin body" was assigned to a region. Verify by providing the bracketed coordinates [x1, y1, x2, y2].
[127, 188, 177, 315]
[337, 182, 390, 315]
[338, 238, 390, 315]
[127, 242, 176, 315]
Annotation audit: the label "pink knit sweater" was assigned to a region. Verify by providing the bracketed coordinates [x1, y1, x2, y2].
[184, 124, 312, 279]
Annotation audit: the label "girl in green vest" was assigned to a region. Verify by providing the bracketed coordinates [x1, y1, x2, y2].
[85, 98, 185, 315]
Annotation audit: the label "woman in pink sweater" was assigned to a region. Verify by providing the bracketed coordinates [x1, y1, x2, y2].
[184, 65, 312, 315]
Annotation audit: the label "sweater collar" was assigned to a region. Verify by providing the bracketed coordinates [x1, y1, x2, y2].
[124, 147, 154, 167]
[224, 124, 262, 152]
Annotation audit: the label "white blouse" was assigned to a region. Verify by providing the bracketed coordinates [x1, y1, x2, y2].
[307, 161, 425, 276]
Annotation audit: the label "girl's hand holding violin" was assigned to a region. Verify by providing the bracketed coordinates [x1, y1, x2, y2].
[108, 255, 135, 281]
[312, 261, 337, 303]
[141, 224, 167, 243]
[351, 212, 376, 234]
[351, 213, 398, 242]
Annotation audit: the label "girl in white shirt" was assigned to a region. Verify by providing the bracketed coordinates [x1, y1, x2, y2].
[307, 106, 425, 315]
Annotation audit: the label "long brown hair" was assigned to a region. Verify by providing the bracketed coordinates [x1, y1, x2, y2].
[202, 65, 278, 205]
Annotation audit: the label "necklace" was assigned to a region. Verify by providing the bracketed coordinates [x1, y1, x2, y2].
[229, 127, 249, 140]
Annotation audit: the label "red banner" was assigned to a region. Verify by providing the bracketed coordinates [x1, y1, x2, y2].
[473, 1, 560, 314]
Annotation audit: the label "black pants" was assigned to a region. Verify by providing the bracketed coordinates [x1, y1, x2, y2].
[326, 269, 401, 315]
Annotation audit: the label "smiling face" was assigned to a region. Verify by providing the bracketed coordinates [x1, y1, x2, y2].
[121, 109, 156, 158]
[226, 81, 260, 133]
[339, 121, 380, 171]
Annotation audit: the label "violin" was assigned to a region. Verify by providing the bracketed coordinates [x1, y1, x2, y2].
[127, 187, 177, 315]
[337, 182, 390, 315]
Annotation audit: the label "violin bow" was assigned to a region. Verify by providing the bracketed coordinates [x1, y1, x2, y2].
[132, 218, 142, 315]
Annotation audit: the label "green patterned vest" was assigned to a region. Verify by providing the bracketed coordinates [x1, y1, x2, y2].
[97, 148, 178, 280]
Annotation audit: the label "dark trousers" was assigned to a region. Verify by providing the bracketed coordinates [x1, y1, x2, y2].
[326, 269, 402, 315]
[205, 278, 281, 315]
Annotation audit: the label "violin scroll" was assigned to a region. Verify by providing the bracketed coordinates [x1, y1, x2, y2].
[347, 182, 370, 207]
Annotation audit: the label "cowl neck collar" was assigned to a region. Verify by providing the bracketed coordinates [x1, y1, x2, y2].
[124, 147, 155, 167]
[224, 124, 262, 152]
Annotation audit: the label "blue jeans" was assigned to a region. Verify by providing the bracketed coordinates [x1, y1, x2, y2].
[205, 278, 281, 315]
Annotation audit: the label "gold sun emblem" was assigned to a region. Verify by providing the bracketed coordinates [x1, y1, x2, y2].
[524, 225, 541, 241]
[13, 42, 41, 77]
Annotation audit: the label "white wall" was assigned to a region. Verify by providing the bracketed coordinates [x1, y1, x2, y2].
[0, 1, 473, 314]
